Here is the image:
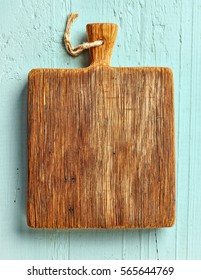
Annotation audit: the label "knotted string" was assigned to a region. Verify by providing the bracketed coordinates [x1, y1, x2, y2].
[64, 13, 103, 57]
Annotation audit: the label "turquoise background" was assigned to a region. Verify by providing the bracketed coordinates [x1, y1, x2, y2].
[0, 0, 201, 259]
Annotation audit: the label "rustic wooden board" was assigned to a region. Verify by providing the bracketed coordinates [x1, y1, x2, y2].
[27, 23, 175, 228]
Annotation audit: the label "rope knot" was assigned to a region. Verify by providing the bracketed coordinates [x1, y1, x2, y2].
[64, 13, 104, 57]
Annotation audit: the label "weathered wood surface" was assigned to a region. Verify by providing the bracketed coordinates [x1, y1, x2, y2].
[4, 0, 201, 260]
[27, 23, 175, 229]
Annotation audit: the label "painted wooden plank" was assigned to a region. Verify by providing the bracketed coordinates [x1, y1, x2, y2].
[69, 230, 123, 260]
[187, 0, 201, 260]
[175, 0, 194, 260]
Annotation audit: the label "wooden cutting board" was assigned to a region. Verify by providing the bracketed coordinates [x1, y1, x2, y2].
[27, 23, 175, 228]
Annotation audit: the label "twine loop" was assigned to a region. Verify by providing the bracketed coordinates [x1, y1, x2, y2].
[64, 13, 103, 57]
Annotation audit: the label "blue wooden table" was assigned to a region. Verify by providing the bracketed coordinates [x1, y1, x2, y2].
[0, 0, 201, 259]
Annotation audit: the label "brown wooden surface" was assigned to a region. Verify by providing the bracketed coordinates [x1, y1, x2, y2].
[27, 23, 175, 228]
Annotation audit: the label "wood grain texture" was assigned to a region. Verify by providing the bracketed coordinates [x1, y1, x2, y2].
[1, 0, 201, 260]
[27, 23, 175, 229]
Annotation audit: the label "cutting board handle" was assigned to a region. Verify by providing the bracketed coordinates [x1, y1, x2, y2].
[86, 23, 118, 66]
